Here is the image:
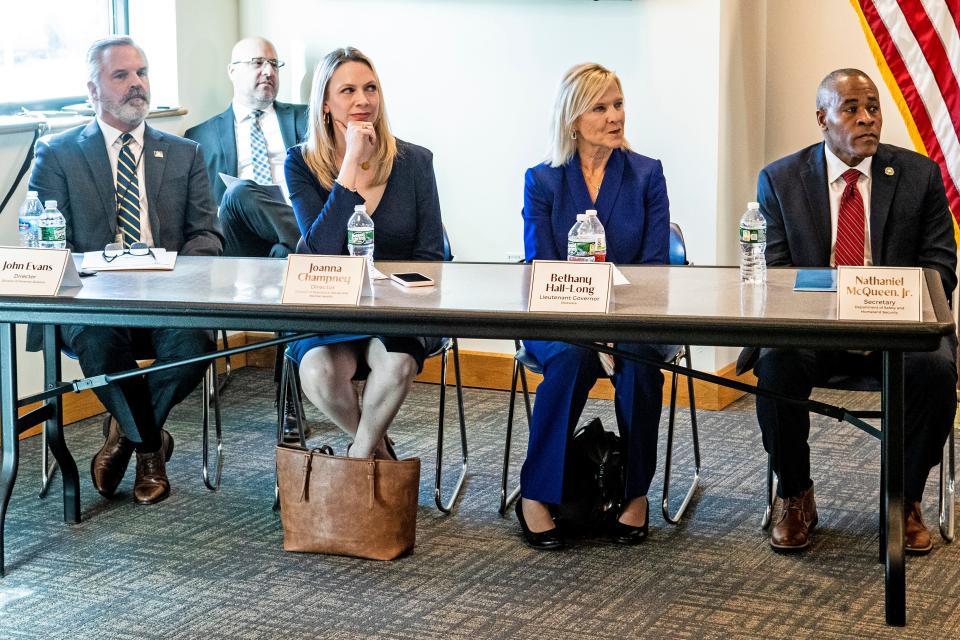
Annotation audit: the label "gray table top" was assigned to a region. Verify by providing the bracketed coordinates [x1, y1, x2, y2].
[0, 257, 951, 351]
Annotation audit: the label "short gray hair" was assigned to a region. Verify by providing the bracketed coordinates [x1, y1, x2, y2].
[86, 36, 147, 85]
[816, 68, 872, 110]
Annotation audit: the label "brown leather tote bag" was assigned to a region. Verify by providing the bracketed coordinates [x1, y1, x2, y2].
[276, 444, 420, 560]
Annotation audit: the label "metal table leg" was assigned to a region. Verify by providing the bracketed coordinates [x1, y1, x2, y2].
[41, 325, 79, 524]
[882, 350, 905, 626]
[0, 323, 20, 576]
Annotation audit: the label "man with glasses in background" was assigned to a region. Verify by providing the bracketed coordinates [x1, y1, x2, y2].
[29, 36, 223, 505]
[186, 36, 308, 259]
[186, 36, 309, 440]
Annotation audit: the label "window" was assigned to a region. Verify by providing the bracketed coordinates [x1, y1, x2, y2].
[0, 1, 125, 114]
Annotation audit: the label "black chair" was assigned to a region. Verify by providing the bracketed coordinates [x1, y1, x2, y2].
[39, 330, 224, 495]
[499, 222, 701, 524]
[760, 374, 955, 543]
[277, 229, 468, 514]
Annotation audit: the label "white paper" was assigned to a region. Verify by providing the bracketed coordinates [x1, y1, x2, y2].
[612, 265, 630, 286]
[219, 173, 287, 204]
[81, 248, 177, 271]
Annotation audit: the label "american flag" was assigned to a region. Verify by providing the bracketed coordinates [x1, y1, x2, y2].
[852, 0, 960, 237]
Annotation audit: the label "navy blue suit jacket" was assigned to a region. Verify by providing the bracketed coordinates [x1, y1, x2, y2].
[522, 148, 670, 264]
[737, 141, 957, 373]
[184, 101, 308, 205]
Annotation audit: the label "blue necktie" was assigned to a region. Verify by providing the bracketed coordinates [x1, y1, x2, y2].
[250, 110, 272, 185]
[116, 133, 141, 248]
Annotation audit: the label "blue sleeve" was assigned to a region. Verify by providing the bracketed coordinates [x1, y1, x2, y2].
[412, 150, 445, 260]
[522, 167, 560, 261]
[284, 146, 364, 254]
[639, 160, 670, 264]
[757, 167, 792, 267]
[29, 138, 75, 251]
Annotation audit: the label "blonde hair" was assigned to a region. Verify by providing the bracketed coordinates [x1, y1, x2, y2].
[547, 62, 630, 167]
[302, 47, 397, 189]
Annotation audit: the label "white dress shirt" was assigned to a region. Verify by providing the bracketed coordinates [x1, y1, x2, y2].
[98, 118, 154, 247]
[824, 144, 872, 266]
[233, 101, 288, 196]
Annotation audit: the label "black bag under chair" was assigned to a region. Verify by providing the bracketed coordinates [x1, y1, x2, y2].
[551, 418, 626, 536]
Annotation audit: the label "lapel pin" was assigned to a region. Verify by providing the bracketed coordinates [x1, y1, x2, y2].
[153, 150, 164, 158]
[884, 166, 894, 176]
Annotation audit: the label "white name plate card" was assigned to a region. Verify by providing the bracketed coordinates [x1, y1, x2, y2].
[281, 254, 370, 305]
[528, 260, 613, 313]
[837, 266, 922, 321]
[0, 247, 81, 296]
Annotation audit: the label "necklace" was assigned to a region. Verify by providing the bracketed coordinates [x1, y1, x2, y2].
[583, 169, 603, 199]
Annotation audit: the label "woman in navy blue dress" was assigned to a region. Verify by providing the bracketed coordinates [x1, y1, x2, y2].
[517, 63, 671, 549]
[284, 47, 444, 459]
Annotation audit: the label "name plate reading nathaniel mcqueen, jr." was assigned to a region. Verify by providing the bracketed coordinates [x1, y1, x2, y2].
[837, 266, 922, 322]
[528, 260, 613, 313]
[281, 254, 368, 305]
[0, 247, 82, 296]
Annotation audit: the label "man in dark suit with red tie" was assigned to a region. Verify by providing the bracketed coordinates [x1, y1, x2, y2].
[29, 36, 223, 505]
[740, 68, 957, 553]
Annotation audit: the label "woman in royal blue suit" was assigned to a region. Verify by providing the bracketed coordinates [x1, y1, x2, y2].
[517, 63, 671, 549]
[284, 47, 444, 460]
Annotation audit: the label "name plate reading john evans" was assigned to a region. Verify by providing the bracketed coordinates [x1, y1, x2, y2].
[281, 255, 368, 305]
[837, 266, 922, 321]
[528, 260, 613, 313]
[0, 247, 81, 296]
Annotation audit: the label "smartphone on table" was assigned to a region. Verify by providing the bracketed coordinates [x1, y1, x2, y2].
[389, 272, 434, 287]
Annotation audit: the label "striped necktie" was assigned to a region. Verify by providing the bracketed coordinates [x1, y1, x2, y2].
[116, 133, 141, 248]
[250, 110, 273, 185]
[834, 168, 865, 266]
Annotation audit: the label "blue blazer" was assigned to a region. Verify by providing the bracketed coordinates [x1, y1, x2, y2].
[184, 101, 309, 205]
[522, 148, 670, 264]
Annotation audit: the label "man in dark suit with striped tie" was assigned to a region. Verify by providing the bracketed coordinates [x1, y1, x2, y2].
[738, 69, 957, 554]
[29, 36, 224, 505]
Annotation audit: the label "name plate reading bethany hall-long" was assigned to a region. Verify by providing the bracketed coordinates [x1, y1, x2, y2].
[281, 254, 367, 305]
[528, 260, 613, 313]
[837, 266, 922, 321]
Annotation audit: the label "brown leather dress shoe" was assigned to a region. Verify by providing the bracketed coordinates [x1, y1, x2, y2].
[133, 430, 175, 505]
[904, 501, 933, 555]
[90, 415, 135, 497]
[770, 485, 818, 551]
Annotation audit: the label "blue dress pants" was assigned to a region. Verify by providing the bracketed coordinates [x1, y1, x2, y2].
[519, 340, 665, 505]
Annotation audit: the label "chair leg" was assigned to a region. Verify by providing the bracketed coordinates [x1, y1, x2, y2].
[38, 427, 58, 498]
[217, 330, 232, 395]
[762, 455, 777, 530]
[661, 347, 701, 524]
[435, 340, 468, 514]
[940, 427, 956, 542]
[201, 363, 224, 491]
[274, 356, 307, 511]
[500, 360, 526, 516]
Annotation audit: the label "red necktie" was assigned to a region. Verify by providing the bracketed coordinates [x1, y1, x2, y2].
[834, 168, 865, 266]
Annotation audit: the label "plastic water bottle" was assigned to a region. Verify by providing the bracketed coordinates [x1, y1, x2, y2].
[347, 204, 375, 274]
[38, 200, 67, 249]
[584, 209, 606, 262]
[566, 213, 589, 261]
[739, 201, 766, 283]
[18, 191, 43, 247]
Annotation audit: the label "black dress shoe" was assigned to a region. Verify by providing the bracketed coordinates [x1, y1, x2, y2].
[515, 499, 565, 550]
[610, 498, 649, 545]
[280, 396, 312, 443]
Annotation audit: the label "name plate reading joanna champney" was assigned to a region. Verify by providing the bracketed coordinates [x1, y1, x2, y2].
[0, 247, 82, 296]
[281, 254, 369, 305]
[528, 260, 613, 313]
[837, 266, 922, 322]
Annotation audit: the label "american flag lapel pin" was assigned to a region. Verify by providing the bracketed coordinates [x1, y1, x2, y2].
[154, 150, 164, 158]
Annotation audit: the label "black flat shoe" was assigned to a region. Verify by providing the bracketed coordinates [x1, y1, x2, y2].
[515, 499, 565, 550]
[610, 498, 649, 545]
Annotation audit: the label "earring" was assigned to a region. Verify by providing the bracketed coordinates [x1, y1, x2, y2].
[324, 112, 331, 126]
[570, 130, 577, 140]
